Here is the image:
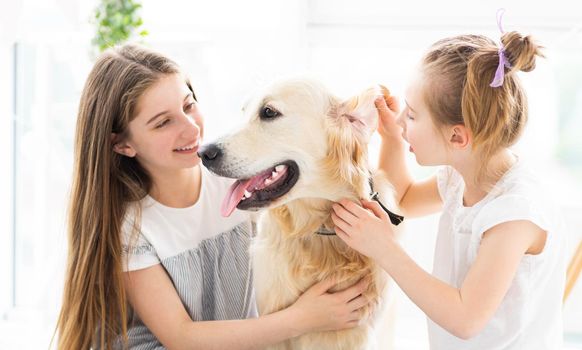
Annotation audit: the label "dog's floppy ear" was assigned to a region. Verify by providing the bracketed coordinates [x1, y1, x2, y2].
[330, 86, 381, 142]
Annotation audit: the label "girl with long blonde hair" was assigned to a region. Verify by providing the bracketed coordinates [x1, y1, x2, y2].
[56, 44, 370, 350]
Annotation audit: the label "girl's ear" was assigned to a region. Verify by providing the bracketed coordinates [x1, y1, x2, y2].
[329, 86, 381, 142]
[449, 125, 471, 149]
[111, 133, 137, 157]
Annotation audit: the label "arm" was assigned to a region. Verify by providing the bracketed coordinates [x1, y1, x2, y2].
[378, 220, 546, 339]
[124, 264, 369, 350]
[375, 89, 442, 217]
[398, 175, 442, 218]
[331, 201, 546, 339]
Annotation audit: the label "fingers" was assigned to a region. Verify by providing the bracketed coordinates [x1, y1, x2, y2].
[309, 277, 337, 295]
[347, 294, 368, 311]
[375, 99, 396, 124]
[337, 199, 368, 218]
[331, 201, 359, 223]
[360, 199, 388, 221]
[332, 200, 372, 237]
[379, 84, 399, 113]
[336, 277, 369, 303]
[331, 212, 352, 236]
[334, 226, 350, 241]
[335, 199, 378, 221]
[384, 94, 399, 114]
[334, 318, 361, 330]
[346, 319, 360, 328]
[374, 95, 390, 112]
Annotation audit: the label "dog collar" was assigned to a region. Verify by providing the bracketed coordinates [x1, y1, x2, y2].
[315, 178, 405, 236]
[315, 226, 337, 236]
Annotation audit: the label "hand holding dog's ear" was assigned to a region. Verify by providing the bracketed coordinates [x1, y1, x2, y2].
[379, 85, 399, 113]
[375, 86, 402, 139]
[333, 86, 383, 142]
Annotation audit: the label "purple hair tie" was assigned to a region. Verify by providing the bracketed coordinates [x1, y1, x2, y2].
[490, 9, 512, 88]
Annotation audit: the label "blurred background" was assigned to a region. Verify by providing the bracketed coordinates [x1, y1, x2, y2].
[0, 0, 581, 348]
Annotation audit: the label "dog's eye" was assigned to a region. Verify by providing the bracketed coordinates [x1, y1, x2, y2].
[260, 106, 281, 120]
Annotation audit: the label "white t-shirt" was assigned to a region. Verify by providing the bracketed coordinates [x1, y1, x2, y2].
[428, 158, 567, 350]
[115, 166, 257, 350]
[121, 166, 251, 271]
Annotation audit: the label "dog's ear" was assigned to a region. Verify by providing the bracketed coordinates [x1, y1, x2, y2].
[330, 86, 381, 142]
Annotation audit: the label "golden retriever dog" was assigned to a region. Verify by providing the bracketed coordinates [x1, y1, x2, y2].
[199, 79, 398, 350]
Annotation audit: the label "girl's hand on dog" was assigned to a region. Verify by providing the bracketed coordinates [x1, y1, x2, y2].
[375, 85, 402, 140]
[332, 199, 399, 261]
[286, 277, 370, 335]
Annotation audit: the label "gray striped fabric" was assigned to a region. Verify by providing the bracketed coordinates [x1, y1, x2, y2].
[109, 222, 257, 349]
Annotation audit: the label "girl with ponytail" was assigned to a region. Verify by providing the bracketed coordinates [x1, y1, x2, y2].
[332, 12, 566, 349]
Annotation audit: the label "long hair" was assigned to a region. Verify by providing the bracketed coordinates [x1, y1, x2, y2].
[55, 44, 191, 349]
[421, 32, 544, 184]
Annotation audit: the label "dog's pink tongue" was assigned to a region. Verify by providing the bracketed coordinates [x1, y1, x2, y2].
[220, 167, 277, 217]
[221, 179, 252, 217]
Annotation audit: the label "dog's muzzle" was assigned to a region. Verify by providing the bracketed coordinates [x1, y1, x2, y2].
[198, 143, 223, 169]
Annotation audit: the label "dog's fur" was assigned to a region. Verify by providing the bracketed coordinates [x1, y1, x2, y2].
[201, 79, 396, 350]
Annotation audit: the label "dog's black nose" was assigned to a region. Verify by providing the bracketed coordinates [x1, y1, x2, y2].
[198, 143, 223, 167]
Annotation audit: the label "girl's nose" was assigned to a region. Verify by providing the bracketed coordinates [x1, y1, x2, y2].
[181, 113, 201, 139]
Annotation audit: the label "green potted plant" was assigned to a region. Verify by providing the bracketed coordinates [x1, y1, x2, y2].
[92, 0, 148, 53]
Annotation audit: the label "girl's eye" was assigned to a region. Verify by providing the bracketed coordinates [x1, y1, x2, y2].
[406, 112, 415, 120]
[156, 119, 170, 128]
